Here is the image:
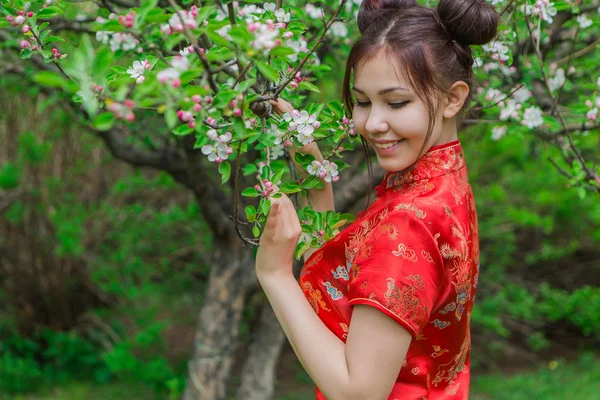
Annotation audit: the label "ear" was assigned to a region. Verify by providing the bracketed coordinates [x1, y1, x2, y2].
[442, 81, 470, 119]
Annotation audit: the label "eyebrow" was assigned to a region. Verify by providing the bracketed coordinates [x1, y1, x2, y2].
[352, 86, 409, 95]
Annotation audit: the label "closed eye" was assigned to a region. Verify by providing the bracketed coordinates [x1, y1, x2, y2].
[355, 101, 410, 109]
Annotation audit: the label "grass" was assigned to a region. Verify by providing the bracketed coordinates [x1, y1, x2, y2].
[3, 352, 598, 400]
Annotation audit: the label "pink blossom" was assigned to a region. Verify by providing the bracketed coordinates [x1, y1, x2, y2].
[20, 40, 30, 48]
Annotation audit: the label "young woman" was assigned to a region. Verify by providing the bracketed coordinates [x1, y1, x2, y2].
[256, 0, 499, 398]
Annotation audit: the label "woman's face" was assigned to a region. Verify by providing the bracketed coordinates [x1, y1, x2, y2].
[352, 51, 453, 172]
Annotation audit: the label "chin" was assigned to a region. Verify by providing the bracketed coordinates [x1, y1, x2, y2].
[376, 157, 413, 173]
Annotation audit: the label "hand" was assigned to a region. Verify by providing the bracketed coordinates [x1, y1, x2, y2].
[255, 194, 302, 279]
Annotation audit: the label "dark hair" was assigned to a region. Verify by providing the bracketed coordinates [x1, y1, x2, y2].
[343, 0, 499, 205]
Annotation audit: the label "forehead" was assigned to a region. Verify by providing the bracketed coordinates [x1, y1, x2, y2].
[353, 49, 411, 92]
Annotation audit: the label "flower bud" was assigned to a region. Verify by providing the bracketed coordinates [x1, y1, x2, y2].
[26, 12, 33, 18]
[192, 95, 201, 102]
[20, 40, 30, 48]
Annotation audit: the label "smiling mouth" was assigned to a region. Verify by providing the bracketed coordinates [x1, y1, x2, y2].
[373, 139, 405, 149]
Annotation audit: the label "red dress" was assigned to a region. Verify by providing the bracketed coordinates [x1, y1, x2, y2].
[299, 140, 480, 399]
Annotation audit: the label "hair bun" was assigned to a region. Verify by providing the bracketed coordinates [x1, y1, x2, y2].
[357, 0, 417, 34]
[437, 0, 499, 46]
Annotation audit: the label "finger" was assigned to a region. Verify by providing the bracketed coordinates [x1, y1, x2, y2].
[269, 100, 282, 116]
[266, 201, 279, 231]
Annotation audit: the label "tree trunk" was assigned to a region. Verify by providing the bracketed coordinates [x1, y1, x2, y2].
[233, 299, 287, 400]
[183, 237, 257, 400]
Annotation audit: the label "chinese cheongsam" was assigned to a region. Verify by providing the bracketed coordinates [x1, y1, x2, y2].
[299, 140, 480, 399]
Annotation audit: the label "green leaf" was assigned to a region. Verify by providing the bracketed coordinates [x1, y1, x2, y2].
[245, 206, 257, 223]
[20, 48, 33, 60]
[37, 6, 63, 18]
[287, 22, 308, 34]
[256, 61, 279, 83]
[298, 81, 320, 93]
[259, 198, 271, 215]
[206, 46, 235, 61]
[93, 112, 116, 131]
[43, 35, 65, 45]
[145, 9, 171, 23]
[295, 241, 311, 260]
[219, 161, 231, 184]
[252, 225, 260, 238]
[233, 117, 248, 140]
[269, 46, 296, 57]
[242, 187, 259, 197]
[165, 108, 177, 129]
[279, 182, 302, 194]
[328, 100, 344, 118]
[32, 71, 65, 88]
[300, 175, 322, 189]
[172, 124, 194, 136]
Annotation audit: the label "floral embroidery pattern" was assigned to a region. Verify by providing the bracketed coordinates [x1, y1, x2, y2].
[383, 275, 429, 329]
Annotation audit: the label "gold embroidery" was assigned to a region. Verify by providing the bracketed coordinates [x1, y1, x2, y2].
[412, 367, 420, 375]
[301, 282, 330, 314]
[392, 243, 418, 262]
[394, 202, 427, 219]
[383, 275, 429, 329]
[360, 281, 368, 289]
[432, 345, 450, 358]
[421, 250, 435, 263]
[433, 329, 470, 387]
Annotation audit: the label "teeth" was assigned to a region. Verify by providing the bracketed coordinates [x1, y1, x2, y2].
[375, 141, 400, 149]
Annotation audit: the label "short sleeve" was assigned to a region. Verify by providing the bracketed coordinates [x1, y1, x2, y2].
[348, 210, 444, 337]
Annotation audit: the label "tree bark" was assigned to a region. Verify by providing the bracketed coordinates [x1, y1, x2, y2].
[233, 300, 287, 400]
[182, 237, 258, 400]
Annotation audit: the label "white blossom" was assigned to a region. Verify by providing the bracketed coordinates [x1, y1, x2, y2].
[306, 160, 339, 183]
[482, 41, 510, 63]
[512, 86, 532, 104]
[576, 14, 592, 29]
[329, 22, 348, 38]
[108, 33, 137, 52]
[524, 2, 557, 24]
[305, 4, 323, 19]
[586, 108, 598, 121]
[96, 31, 110, 44]
[274, 8, 290, 23]
[216, 25, 232, 41]
[171, 56, 190, 72]
[499, 99, 521, 121]
[487, 0, 506, 5]
[270, 144, 285, 160]
[521, 106, 544, 129]
[157, 68, 180, 83]
[201, 142, 230, 162]
[283, 110, 320, 145]
[548, 68, 565, 92]
[127, 60, 146, 84]
[268, 123, 286, 145]
[491, 125, 507, 140]
[249, 22, 280, 51]
[473, 57, 483, 68]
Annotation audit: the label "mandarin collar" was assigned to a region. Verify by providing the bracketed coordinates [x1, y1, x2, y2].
[375, 140, 465, 197]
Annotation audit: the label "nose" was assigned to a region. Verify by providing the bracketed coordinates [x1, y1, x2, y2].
[364, 109, 389, 135]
